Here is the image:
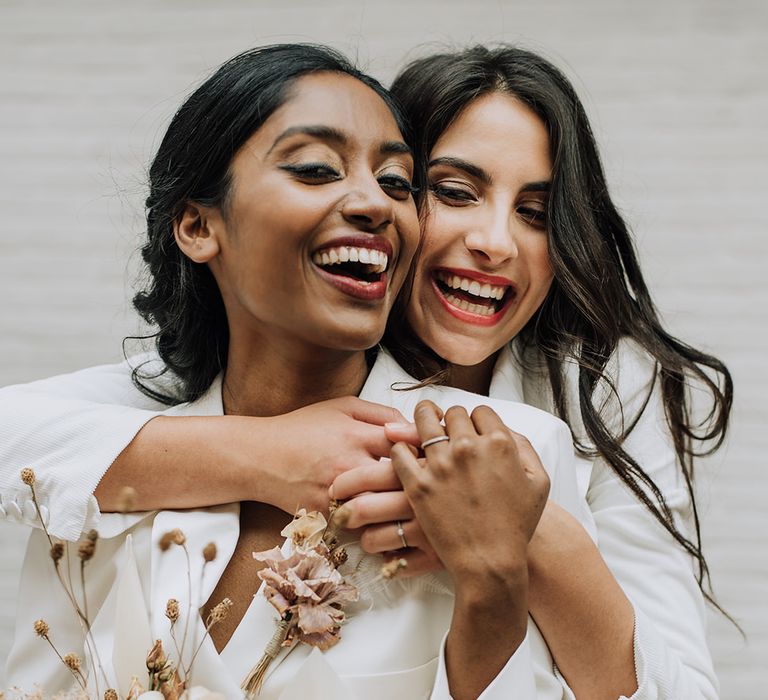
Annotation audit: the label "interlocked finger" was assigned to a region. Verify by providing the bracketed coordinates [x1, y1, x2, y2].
[413, 400, 450, 454]
[359, 519, 425, 554]
[331, 458, 402, 501]
[334, 490, 414, 529]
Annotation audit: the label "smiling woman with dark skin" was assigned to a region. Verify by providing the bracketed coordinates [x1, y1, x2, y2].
[5, 45, 568, 698]
[1, 45, 729, 699]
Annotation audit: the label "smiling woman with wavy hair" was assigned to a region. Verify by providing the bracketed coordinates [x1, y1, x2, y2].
[1, 43, 730, 700]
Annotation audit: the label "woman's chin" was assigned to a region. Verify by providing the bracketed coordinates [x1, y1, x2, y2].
[430, 340, 498, 369]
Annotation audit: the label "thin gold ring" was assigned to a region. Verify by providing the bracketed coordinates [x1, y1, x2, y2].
[420, 435, 451, 450]
[396, 521, 409, 549]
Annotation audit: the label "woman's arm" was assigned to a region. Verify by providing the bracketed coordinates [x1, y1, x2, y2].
[336, 341, 717, 699]
[389, 400, 549, 700]
[513, 338, 718, 699]
[0, 357, 405, 540]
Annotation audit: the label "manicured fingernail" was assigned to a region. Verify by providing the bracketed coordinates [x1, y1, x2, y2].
[385, 422, 411, 429]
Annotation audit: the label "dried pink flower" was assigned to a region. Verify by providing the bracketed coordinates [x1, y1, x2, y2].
[254, 540, 358, 651]
[281, 509, 327, 550]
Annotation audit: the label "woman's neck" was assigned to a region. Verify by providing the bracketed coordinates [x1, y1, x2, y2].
[221, 337, 370, 417]
[447, 352, 498, 396]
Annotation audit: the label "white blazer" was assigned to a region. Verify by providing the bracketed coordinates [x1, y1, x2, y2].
[1, 342, 719, 698]
[5, 349, 593, 699]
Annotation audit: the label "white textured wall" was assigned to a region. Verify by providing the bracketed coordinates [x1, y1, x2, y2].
[1, 1, 765, 696]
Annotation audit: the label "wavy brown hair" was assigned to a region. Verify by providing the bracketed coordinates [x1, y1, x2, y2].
[385, 45, 733, 613]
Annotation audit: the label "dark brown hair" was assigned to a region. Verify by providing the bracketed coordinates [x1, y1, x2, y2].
[386, 45, 733, 612]
[128, 44, 417, 404]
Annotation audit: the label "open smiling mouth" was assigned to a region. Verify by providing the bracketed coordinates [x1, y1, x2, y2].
[311, 244, 390, 301]
[432, 270, 515, 322]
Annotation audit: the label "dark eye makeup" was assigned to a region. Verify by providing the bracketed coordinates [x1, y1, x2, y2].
[517, 205, 547, 228]
[429, 183, 477, 204]
[379, 174, 419, 200]
[279, 162, 341, 180]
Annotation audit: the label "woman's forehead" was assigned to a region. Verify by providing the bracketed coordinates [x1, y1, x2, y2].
[260, 72, 405, 146]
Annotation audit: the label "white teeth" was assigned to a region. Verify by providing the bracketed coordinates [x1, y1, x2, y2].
[435, 271, 508, 301]
[312, 245, 389, 274]
[444, 292, 496, 317]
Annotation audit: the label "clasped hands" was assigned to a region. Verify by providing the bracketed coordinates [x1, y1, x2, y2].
[330, 399, 550, 581]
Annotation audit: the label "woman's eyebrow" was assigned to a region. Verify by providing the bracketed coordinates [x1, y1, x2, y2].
[521, 181, 550, 193]
[267, 125, 347, 154]
[428, 156, 491, 185]
[381, 141, 413, 158]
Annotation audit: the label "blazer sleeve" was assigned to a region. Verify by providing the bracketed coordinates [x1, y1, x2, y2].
[0, 355, 169, 540]
[430, 631, 538, 700]
[582, 339, 719, 699]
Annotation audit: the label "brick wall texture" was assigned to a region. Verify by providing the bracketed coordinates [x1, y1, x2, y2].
[1, 1, 765, 696]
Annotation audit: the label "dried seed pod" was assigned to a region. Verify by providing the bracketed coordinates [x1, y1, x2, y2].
[33, 619, 50, 638]
[146, 638, 168, 672]
[165, 598, 180, 623]
[78, 539, 96, 562]
[50, 542, 65, 564]
[202, 542, 217, 562]
[380, 557, 408, 579]
[330, 546, 348, 568]
[63, 652, 82, 670]
[207, 597, 233, 625]
[20, 467, 36, 486]
[117, 486, 138, 513]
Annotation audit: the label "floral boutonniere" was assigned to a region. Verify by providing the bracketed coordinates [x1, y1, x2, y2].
[240, 506, 359, 697]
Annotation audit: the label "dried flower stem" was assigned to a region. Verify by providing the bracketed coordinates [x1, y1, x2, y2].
[80, 561, 89, 623]
[186, 596, 232, 673]
[178, 543, 193, 682]
[24, 475, 108, 694]
[41, 636, 87, 691]
[169, 623, 185, 682]
[183, 556, 212, 689]
[241, 617, 293, 698]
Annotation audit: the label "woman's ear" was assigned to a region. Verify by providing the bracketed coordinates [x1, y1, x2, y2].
[174, 202, 221, 263]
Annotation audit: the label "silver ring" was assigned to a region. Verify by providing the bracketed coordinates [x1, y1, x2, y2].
[396, 521, 409, 549]
[420, 435, 450, 450]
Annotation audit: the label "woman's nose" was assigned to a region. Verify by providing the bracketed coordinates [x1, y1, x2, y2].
[341, 177, 394, 232]
[464, 210, 519, 266]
